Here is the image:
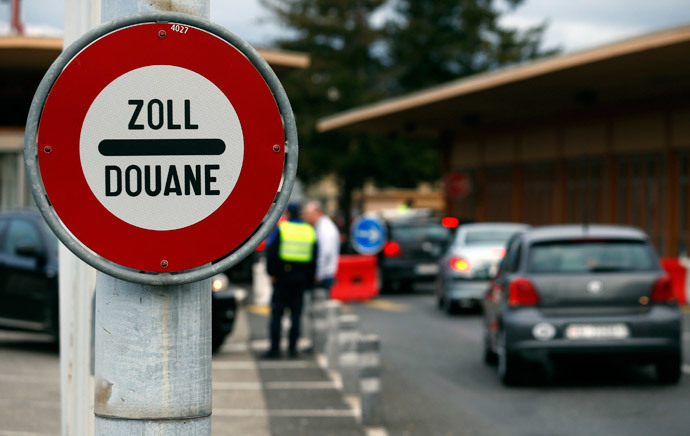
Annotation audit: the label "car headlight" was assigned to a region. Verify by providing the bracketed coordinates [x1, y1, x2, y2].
[211, 273, 229, 292]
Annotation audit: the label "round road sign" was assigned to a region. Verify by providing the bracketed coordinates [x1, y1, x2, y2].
[351, 217, 387, 255]
[444, 172, 472, 198]
[25, 13, 298, 284]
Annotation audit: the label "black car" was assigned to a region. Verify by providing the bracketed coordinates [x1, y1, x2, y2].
[0, 209, 60, 337]
[0, 209, 236, 352]
[378, 216, 452, 292]
[483, 224, 682, 385]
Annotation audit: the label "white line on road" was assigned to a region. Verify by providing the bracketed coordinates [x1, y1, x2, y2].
[214, 382, 262, 390]
[682, 364, 690, 375]
[213, 381, 338, 390]
[213, 381, 337, 390]
[0, 374, 58, 385]
[213, 408, 357, 418]
[0, 399, 58, 409]
[212, 361, 317, 370]
[0, 431, 57, 436]
[365, 428, 390, 436]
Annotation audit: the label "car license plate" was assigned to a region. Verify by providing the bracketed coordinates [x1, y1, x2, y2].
[415, 263, 439, 275]
[565, 324, 629, 340]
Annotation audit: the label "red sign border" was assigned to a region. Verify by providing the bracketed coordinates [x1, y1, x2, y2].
[36, 22, 285, 273]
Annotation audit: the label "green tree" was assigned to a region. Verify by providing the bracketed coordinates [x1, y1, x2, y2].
[384, 0, 555, 93]
[260, 0, 554, 223]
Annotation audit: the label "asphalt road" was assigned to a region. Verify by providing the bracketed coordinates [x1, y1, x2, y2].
[351, 293, 690, 436]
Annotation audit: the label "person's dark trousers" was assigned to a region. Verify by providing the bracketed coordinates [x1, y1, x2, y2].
[269, 283, 305, 354]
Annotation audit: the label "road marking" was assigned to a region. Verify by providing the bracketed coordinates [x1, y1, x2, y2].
[0, 431, 57, 436]
[365, 428, 389, 436]
[0, 375, 59, 385]
[363, 299, 408, 312]
[0, 398, 58, 409]
[213, 381, 337, 391]
[214, 382, 262, 390]
[213, 360, 317, 370]
[213, 408, 357, 418]
[247, 305, 271, 316]
[682, 364, 690, 375]
[249, 338, 312, 351]
[220, 342, 249, 352]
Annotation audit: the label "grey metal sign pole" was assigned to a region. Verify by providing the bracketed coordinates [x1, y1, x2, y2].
[94, 2, 211, 435]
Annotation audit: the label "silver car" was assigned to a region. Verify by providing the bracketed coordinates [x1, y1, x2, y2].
[436, 223, 528, 314]
[483, 224, 682, 385]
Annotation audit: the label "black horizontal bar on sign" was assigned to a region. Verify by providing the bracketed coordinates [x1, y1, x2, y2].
[98, 138, 226, 156]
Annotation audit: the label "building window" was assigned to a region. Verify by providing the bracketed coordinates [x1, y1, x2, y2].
[523, 162, 552, 226]
[565, 159, 603, 224]
[678, 152, 690, 255]
[617, 154, 666, 254]
[485, 165, 512, 222]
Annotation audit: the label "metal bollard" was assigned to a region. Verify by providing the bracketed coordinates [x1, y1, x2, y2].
[309, 289, 329, 353]
[358, 334, 383, 427]
[338, 314, 360, 395]
[325, 300, 342, 369]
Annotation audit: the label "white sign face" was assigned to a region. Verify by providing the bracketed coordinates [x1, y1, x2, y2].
[80, 65, 243, 231]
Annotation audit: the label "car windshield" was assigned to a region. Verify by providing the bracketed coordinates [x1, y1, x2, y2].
[464, 229, 519, 246]
[527, 239, 656, 273]
[391, 223, 449, 242]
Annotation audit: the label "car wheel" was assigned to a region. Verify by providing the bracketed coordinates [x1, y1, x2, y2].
[655, 353, 682, 384]
[497, 332, 522, 385]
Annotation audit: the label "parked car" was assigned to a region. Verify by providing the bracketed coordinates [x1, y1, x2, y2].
[483, 224, 682, 385]
[436, 222, 528, 314]
[378, 215, 452, 292]
[0, 209, 237, 352]
[0, 209, 59, 337]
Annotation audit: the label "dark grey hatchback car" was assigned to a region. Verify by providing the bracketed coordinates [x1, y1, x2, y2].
[483, 224, 682, 385]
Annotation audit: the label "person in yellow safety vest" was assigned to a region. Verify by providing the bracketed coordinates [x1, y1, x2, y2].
[262, 203, 318, 359]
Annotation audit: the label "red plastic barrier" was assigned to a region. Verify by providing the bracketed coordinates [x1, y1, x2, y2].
[330, 255, 379, 302]
[661, 258, 687, 305]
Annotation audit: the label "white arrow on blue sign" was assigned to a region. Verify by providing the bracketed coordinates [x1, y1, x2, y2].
[351, 216, 387, 255]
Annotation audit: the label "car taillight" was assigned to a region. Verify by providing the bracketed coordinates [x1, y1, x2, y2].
[383, 241, 402, 257]
[442, 217, 459, 228]
[651, 275, 674, 303]
[449, 257, 471, 273]
[508, 277, 539, 307]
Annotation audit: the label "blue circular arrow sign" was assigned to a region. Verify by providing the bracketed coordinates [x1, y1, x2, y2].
[351, 216, 387, 255]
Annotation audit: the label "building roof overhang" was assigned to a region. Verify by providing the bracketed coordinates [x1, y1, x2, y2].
[317, 25, 690, 135]
[0, 36, 310, 76]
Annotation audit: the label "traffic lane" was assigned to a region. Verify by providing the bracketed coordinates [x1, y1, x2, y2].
[0, 331, 60, 435]
[352, 295, 690, 436]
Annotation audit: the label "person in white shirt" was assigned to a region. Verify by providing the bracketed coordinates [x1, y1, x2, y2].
[303, 200, 340, 296]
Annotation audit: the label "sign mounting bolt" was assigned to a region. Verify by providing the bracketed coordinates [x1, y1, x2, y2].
[273, 144, 281, 152]
[158, 29, 166, 39]
[160, 260, 169, 268]
[43, 145, 52, 154]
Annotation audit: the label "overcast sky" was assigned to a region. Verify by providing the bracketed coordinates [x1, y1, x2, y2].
[1, 0, 690, 53]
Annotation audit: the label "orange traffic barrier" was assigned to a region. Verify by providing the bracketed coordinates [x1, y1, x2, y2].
[661, 258, 688, 305]
[330, 255, 380, 302]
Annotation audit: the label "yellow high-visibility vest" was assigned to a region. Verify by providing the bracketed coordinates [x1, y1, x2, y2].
[278, 221, 316, 262]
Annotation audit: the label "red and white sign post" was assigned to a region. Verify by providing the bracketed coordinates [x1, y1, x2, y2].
[25, 10, 297, 434]
[37, 21, 285, 273]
